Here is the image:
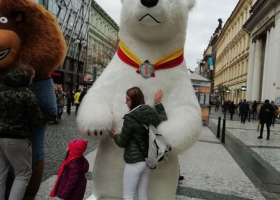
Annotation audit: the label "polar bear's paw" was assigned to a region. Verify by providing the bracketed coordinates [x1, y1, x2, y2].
[77, 99, 113, 141]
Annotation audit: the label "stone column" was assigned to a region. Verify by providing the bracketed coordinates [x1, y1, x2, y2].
[246, 39, 256, 101]
[251, 39, 263, 101]
[261, 31, 270, 101]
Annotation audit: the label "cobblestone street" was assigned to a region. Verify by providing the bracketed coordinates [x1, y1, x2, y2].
[37, 109, 280, 200]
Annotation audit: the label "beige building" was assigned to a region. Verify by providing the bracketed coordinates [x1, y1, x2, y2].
[214, 0, 257, 103]
[86, 1, 119, 82]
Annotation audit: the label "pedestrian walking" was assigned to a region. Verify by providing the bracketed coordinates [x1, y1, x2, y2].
[228, 101, 237, 120]
[258, 99, 274, 140]
[50, 139, 89, 200]
[66, 92, 73, 115]
[110, 87, 167, 200]
[252, 101, 258, 120]
[0, 67, 50, 200]
[215, 101, 220, 112]
[271, 101, 279, 126]
[79, 87, 87, 103]
[74, 89, 81, 115]
[56, 86, 66, 122]
[239, 99, 249, 124]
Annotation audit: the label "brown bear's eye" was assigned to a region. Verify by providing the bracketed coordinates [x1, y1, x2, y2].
[0, 17, 8, 23]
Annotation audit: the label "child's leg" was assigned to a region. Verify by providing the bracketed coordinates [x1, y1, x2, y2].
[4, 139, 32, 200]
[0, 140, 10, 200]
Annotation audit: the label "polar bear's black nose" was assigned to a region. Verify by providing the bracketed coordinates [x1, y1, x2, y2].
[141, 0, 159, 8]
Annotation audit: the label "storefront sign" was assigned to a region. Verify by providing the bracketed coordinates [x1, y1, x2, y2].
[209, 57, 214, 71]
[199, 86, 211, 93]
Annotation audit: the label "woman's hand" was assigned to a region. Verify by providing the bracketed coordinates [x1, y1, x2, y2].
[110, 130, 118, 139]
[154, 89, 163, 104]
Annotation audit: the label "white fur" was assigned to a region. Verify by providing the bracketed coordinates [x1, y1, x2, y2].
[77, 0, 201, 199]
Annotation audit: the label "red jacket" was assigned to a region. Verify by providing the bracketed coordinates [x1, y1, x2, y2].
[50, 140, 89, 200]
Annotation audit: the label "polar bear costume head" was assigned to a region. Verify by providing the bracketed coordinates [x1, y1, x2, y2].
[120, 0, 195, 42]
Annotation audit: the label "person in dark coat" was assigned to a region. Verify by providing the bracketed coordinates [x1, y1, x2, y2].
[251, 101, 258, 120]
[0, 66, 51, 200]
[258, 99, 274, 140]
[110, 87, 167, 200]
[50, 139, 89, 200]
[228, 101, 237, 120]
[239, 99, 249, 124]
[79, 87, 87, 103]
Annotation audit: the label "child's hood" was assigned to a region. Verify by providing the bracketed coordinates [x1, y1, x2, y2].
[68, 139, 88, 160]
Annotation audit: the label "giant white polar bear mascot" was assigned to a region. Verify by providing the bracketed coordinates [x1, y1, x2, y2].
[77, 0, 201, 199]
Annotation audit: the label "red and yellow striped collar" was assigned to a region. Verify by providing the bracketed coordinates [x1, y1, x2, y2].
[117, 41, 184, 79]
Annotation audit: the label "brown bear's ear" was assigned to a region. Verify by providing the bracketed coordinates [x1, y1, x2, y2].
[12, 11, 25, 23]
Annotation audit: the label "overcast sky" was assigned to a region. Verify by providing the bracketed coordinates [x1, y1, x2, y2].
[95, 0, 239, 70]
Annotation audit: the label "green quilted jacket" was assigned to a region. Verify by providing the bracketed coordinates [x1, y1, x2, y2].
[114, 103, 167, 163]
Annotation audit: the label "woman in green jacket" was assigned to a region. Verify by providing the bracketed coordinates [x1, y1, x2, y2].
[111, 87, 167, 200]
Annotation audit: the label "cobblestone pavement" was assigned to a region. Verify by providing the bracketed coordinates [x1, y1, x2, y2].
[37, 109, 280, 200]
[43, 112, 98, 181]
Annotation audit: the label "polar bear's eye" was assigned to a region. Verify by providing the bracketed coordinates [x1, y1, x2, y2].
[0, 17, 8, 23]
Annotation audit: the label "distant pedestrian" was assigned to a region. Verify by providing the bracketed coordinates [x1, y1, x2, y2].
[50, 139, 89, 200]
[271, 101, 279, 126]
[258, 100, 274, 140]
[79, 87, 87, 103]
[66, 92, 73, 115]
[215, 101, 220, 112]
[228, 101, 237, 120]
[252, 101, 258, 120]
[0, 66, 50, 200]
[74, 89, 81, 115]
[56, 86, 66, 122]
[239, 99, 249, 124]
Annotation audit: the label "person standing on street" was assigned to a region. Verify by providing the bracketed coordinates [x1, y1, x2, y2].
[79, 87, 87, 104]
[50, 139, 89, 200]
[258, 100, 274, 140]
[271, 101, 279, 126]
[215, 101, 220, 112]
[252, 101, 258, 120]
[74, 89, 81, 115]
[0, 67, 50, 200]
[239, 99, 249, 124]
[56, 86, 66, 122]
[110, 87, 167, 200]
[228, 101, 237, 120]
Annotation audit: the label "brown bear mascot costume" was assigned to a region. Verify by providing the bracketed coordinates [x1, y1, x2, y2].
[0, 0, 66, 199]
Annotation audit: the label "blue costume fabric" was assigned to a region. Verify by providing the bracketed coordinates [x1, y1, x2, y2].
[30, 78, 57, 164]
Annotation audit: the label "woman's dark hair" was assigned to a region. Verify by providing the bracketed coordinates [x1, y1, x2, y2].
[126, 87, 145, 111]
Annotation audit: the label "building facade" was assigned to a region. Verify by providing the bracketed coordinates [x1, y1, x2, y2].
[244, 0, 280, 103]
[214, 0, 257, 103]
[86, 1, 119, 82]
[200, 19, 223, 95]
[32, 0, 90, 92]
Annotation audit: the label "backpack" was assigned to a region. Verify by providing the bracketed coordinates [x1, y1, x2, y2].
[132, 118, 171, 169]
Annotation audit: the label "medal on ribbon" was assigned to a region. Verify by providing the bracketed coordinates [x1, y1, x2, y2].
[138, 60, 155, 79]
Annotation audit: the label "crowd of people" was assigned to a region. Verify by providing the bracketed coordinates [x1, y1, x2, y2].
[214, 99, 279, 140]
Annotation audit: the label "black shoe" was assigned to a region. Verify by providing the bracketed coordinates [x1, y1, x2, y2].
[179, 176, 184, 181]
[258, 136, 263, 139]
[267, 138, 270, 140]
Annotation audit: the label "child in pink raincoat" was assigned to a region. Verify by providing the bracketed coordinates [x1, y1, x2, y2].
[50, 139, 89, 200]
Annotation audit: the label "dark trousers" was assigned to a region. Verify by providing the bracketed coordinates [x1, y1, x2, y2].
[272, 117, 276, 125]
[230, 112, 234, 120]
[75, 104, 80, 115]
[215, 106, 219, 112]
[240, 112, 248, 123]
[260, 122, 270, 139]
